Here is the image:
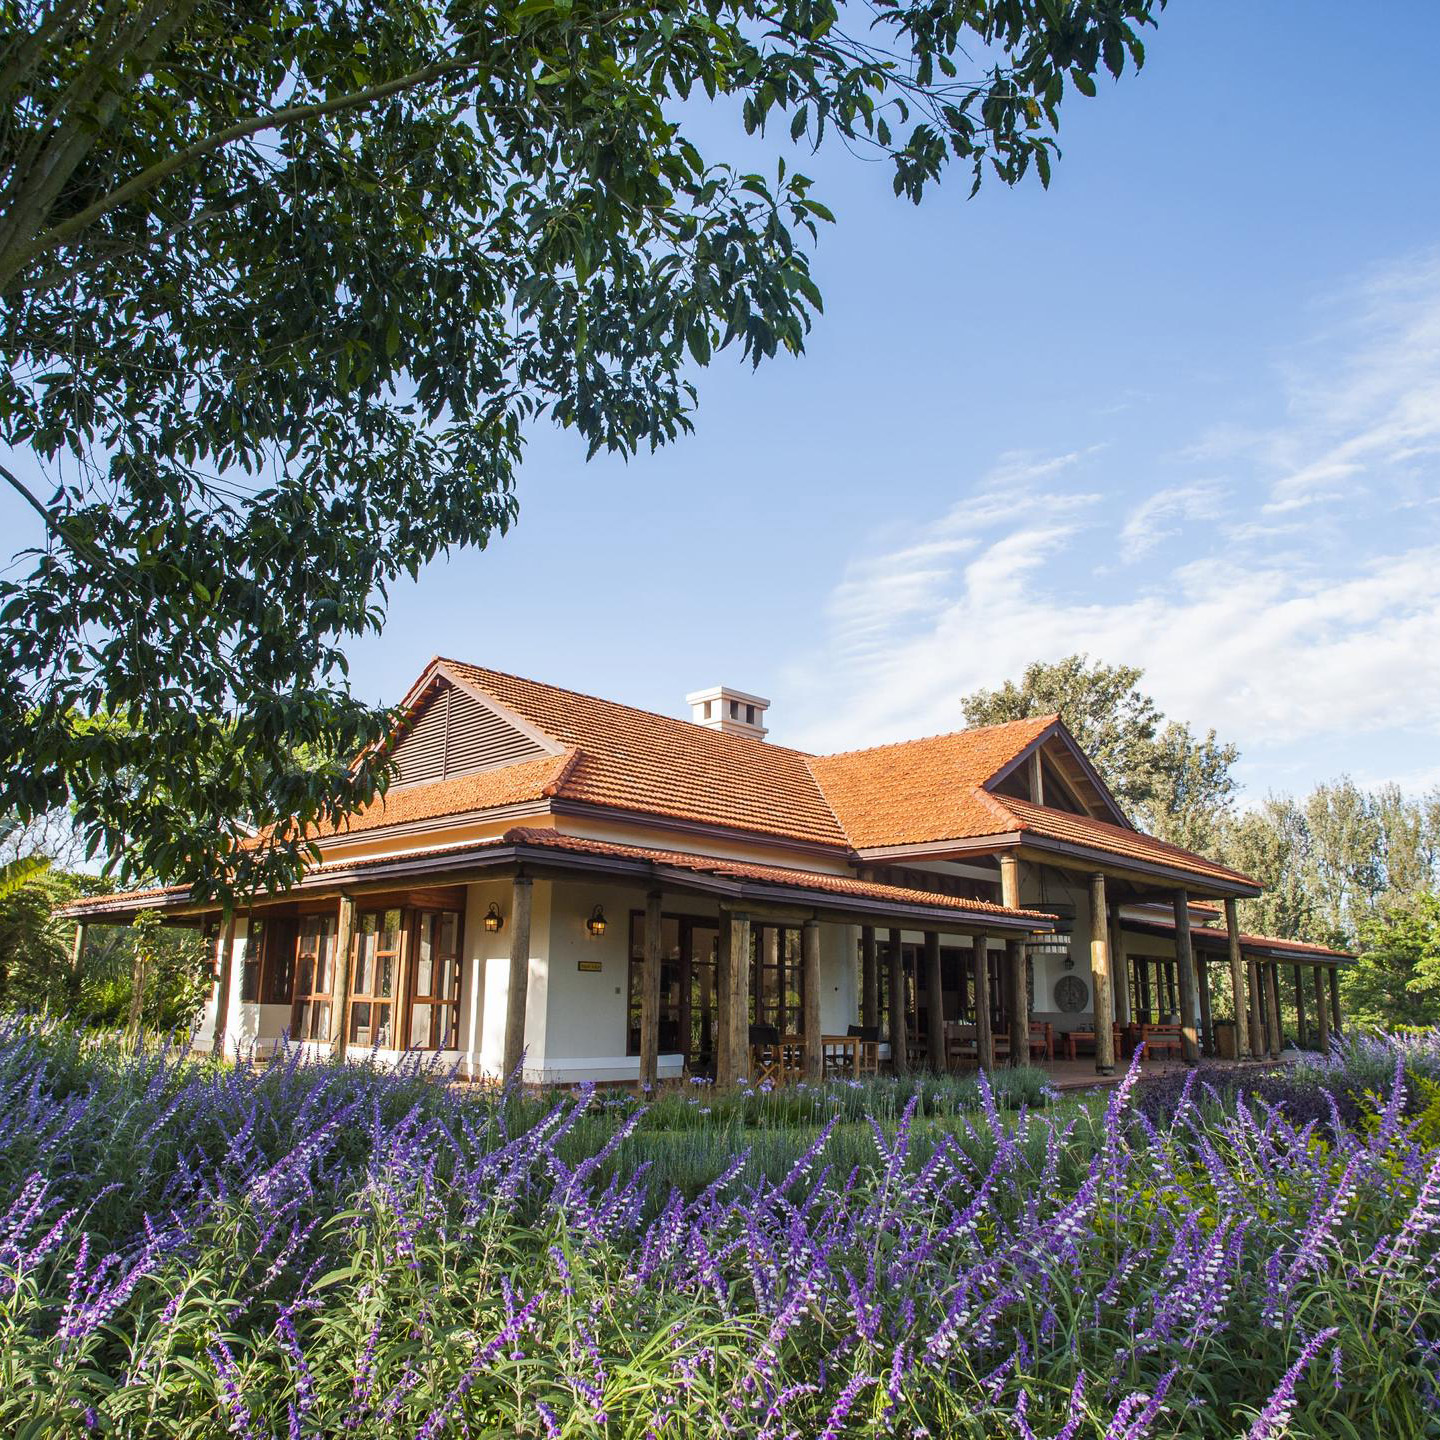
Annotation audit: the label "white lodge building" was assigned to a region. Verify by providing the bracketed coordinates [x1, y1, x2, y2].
[64, 658, 1351, 1083]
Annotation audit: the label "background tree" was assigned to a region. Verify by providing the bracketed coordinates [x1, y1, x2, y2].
[0, 0, 1164, 904]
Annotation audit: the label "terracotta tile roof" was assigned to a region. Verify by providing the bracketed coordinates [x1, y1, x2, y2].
[498, 827, 1054, 923]
[312, 751, 574, 838]
[995, 797, 1259, 888]
[442, 660, 848, 847]
[805, 717, 1057, 848]
[57, 883, 189, 917]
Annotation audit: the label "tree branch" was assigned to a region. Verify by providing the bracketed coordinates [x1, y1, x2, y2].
[4, 50, 493, 292]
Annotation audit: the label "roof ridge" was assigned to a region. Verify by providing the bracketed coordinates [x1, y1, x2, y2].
[814, 712, 1057, 762]
[442, 657, 815, 759]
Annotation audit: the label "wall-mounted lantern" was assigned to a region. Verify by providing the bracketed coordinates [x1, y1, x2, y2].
[586, 905, 607, 938]
[483, 902, 504, 934]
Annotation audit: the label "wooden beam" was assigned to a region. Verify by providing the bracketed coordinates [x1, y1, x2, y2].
[1223, 898, 1250, 1059]
[973, 931, 993, 1071]
[1328, 967, 1342, 1038]
[213, 911, 238, 1060]
[803, 920, 823, 1081]
[1028, 750, 1045, 806]
[1172, 889, 1199, 1064]
[1008, 938, 1030, 1066]
[924, 931, 944, 1072]
[1090, 874, 1115, 1074]
[888, 927, 908, 1075]
[501, 875, 533, 1080]
[1312, 964, 1331, 1052]
[331, 897, 355, 1060]
[638, 889, 663, 1093]
[861, 925, 878, 1031]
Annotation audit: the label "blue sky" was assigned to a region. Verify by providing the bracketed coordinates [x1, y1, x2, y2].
[7, 0, 1440, 805]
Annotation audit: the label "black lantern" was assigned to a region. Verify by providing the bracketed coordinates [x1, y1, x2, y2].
[483, 902, 504, 933]
[586, 905, 607, 938]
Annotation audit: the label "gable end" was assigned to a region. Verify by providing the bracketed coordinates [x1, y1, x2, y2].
[392, 681, 547, 786]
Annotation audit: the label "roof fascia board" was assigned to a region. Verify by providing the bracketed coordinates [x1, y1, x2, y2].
[1120, 915, 1352, 965]
[316, 799, 553, 852]
[1012, 836, 1262, 898]
[547, 798, 852, 861]
[855, 835, 1022, 862]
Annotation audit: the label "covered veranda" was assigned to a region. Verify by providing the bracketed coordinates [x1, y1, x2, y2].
[59, 827, 1060, 1088]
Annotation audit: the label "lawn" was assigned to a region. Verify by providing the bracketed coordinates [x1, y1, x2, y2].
[1, 1021, 1438, 1438]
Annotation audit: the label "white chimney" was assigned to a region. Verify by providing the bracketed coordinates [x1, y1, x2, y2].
[686, 685, 770, 740]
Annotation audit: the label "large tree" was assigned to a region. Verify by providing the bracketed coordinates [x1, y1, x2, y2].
[960, 654, 1239, 844]
[0, 0, 1163, 902]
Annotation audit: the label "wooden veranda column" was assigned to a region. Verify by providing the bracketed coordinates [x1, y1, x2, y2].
[888, 927, 908, 1074]
[330, 898, 355, 1060]
[1196, 957, 1214, 1058]
[716, 909, 734, 1088]
[1223, 899, 1251, 1059]
[924, 931, 944, 1072]
[1008, 940, 1030, 1065]
[501, 876, 533, 1080]
[999, 856, 1029, 1066]
[1109, 909, 1130, 1025]
[638, 890, 663, 1092]
[67, 921, 86, 1007]
[802, 920, 823, 1081]
[860, 926, 879, 1031]
[1266, 962, 1283, 1058]
[1172, 889, 1199, 1064]
[1312, 965, 1331, 1052]
[1293, 965, 1307, 1050]
[213, 911, 239, 1060]
[1328, 968, 1342, 1038]
[729, 911, 752, 1084]
[1089, 874, 1115, 1075]
[972, 931, 994, 1071]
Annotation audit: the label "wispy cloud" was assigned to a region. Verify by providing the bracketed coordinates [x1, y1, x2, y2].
[1119, 483, 1227, 558]
[786, 253, 1440, 791]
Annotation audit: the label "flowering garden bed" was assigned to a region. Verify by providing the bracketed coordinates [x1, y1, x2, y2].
[1, 1021, 1438, 1438]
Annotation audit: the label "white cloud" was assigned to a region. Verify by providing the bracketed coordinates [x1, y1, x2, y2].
[786, 254, 1440, 792]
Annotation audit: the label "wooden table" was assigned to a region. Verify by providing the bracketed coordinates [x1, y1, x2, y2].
[821, 1034, 860, 1078]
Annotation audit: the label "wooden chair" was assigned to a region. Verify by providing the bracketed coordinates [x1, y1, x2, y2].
[1140, 1023, 1184, 1062]
[846, 1025, 880, 1078]
[944, 1021, 977, 1070]
[1028, 1020, 1054, 1062]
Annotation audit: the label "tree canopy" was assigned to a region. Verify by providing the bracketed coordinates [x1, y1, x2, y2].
[0, 0, 1164, 902]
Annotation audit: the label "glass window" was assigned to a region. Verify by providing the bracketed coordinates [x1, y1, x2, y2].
[348, 908, 402, 1047]
[239, 919, 266, 1003]
[262, 919, 297, 1005]
[292, 914, 338, 1041]
[408, 910, 462, 1049]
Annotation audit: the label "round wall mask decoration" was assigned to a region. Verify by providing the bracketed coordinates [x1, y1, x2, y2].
[1054, 974, 1089, 1014]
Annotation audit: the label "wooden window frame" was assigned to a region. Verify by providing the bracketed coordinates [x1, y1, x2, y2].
[405, 909, 465, 1051]
[347, 907, 405, 1049]
[291, 914, 340, 1042]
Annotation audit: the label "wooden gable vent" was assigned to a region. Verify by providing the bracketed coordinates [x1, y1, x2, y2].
[391, 681, 546, 786]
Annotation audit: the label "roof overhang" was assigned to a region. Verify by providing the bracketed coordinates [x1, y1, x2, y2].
[1120, 912, 1353, 965]
[59, 836, 1056, 937]
[855, 831, 1261, 900]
